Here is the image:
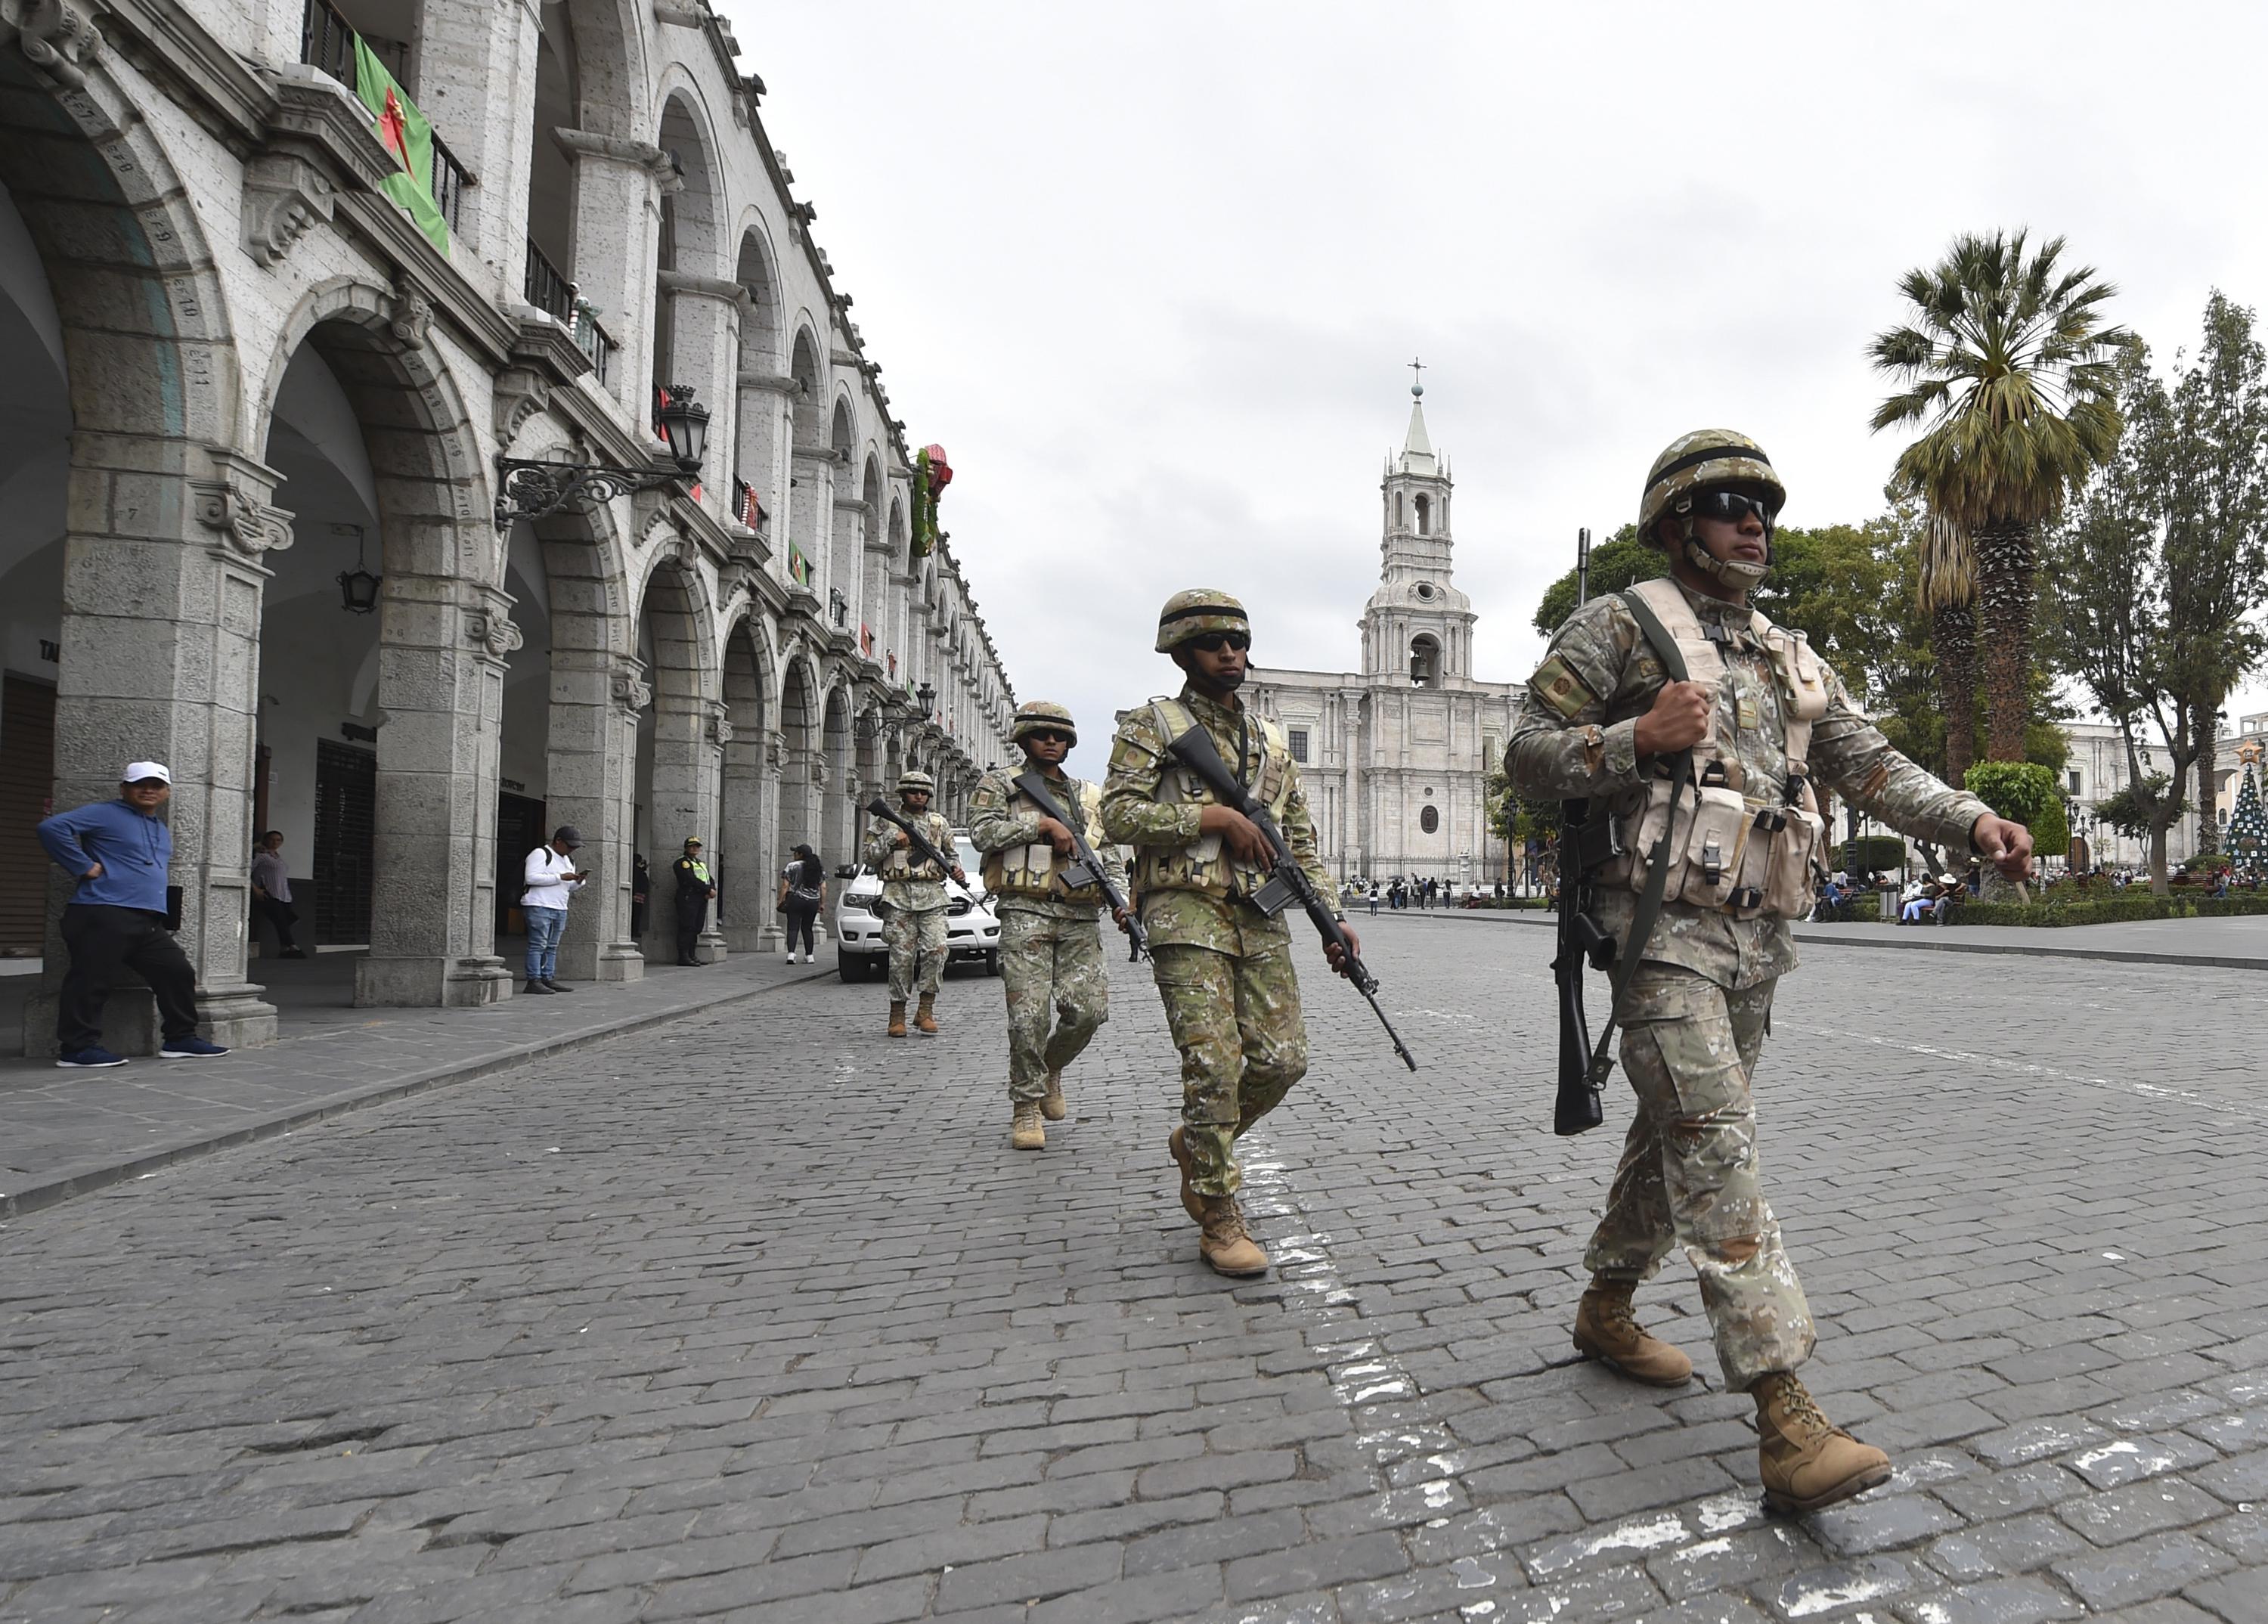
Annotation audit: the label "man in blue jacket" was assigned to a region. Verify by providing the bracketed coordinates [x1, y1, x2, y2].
[36, 761, 229, 1068]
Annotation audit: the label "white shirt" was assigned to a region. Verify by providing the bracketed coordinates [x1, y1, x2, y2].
[250, 850, 291, 903]
[522, 845, 585, 910]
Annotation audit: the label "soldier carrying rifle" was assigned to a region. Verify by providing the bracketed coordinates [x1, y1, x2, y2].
[1510, 431, 2034, 1513]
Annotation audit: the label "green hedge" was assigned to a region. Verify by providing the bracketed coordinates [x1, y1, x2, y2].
[1948, 893, 2268, 928]
[1833, 836, 1910, 874]
[1965, 761, 2069, 857]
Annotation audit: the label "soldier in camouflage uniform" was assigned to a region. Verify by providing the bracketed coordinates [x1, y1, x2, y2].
[969, 701, 1129, 1151]
[862, 769, 966, 1038]
[1101, 589, 1357, 1278]
[1510, 430, 2035, 1513]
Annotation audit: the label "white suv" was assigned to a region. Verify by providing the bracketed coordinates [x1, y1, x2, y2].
[832, 832, 1002, 981]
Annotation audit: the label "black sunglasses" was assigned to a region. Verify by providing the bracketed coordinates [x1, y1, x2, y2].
[1023, 730, 1074, 745]
[1689, 489, 1781, 528]
[1185, 631, 1251, 653]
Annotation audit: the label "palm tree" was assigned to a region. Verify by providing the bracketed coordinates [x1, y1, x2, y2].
[1871, 231, 2129, 761]
[1917, 509, 1978, 785]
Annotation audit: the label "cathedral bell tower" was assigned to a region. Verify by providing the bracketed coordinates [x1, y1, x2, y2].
[1362, 370, 1476, 687]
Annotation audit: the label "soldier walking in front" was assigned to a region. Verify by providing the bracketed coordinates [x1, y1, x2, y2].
[670, 836, 714, 966]
[968, 701, 1121, 1151]
[1510, 431, 2035, 1512]
[863, 770, 965, 1038]
[1102, 590, 1356, 1278]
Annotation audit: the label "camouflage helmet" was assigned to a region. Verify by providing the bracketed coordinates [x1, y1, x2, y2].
[1011, 699, 1077, 745]
[1154, 587, 1249, 654]
[1637, 429, 1785, 543]
[897, 769, 936, 794]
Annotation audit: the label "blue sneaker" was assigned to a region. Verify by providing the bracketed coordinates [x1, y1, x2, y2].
[57, 1047, 129, 1068]
[159, 1037, 231, 1060]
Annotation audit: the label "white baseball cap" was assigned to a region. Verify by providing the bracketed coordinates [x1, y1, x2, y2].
[122, 761, 172, 785]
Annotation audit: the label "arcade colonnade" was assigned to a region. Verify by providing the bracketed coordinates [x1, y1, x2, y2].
[0, 0, 1018, 1053]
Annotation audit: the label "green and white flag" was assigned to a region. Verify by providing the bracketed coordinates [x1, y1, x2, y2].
[352, 38, 451, 258]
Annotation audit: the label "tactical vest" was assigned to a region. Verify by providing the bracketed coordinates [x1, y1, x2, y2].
[981, 777, 1107, 904]
[877, 810, 950, 883]
[1597, 578, 1830, 920]
[1133, 696, 1295, 900]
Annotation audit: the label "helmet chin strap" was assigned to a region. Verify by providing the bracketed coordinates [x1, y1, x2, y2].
[1680, 520, 1771, 589]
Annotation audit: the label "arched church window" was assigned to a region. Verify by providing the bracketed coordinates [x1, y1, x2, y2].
[1414, 494, 1431, 535]
[1410, 635, 1439, 688]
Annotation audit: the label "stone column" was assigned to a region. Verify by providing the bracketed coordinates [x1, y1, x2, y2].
[720, 724, 781, 953]
[405, 0, 525, 280]
[25, 444, 280, 1056]
[736, 372, 795, 541]
[788, 447, 835, 594]
[554, 131, 674, 408]
[644, 671, 720, 964]
[547, 649, 643, 981]
[355, 579, 515, 1007]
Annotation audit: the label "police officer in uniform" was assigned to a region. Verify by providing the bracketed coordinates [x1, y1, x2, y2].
[863, 769, 965, 1037]
[670, 836, 714, 966]
[1101, 589, 1354, 1278]
[1509, 430, 2034, 1512]
[968, 701, 1124, 1151]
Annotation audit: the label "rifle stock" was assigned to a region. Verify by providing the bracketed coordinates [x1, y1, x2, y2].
[1010, 770, 1149, 961]
[1161, 724, 1418, 1071]
[1552, 798, 1614, 1136]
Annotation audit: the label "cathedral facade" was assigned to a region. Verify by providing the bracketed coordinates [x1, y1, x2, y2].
[1246, 389, 1517, 887]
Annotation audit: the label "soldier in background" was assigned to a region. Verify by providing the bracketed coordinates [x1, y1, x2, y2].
[1509, 429, 2034, 1513]
[1102, 589, 1354, 1279]
[968, 701, 1120, 1151]
[670, 836, 714, 967]
[863, 769, 965, 1038]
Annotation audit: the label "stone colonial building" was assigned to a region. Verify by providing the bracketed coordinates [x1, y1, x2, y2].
[1244, 388, 1515, 887]
[0, 0, 1018, 1052]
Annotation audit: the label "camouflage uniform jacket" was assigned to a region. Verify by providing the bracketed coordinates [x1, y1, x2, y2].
[968, 765, 1101, 922]
[861, 807, 955, 915]
[1101, 684, 1334, 953]
[1508, 575, 1991, 990]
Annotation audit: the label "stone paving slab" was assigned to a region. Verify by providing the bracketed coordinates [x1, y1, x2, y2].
[0, 950, 837, 1218]
[0, 914, 2262, 1619]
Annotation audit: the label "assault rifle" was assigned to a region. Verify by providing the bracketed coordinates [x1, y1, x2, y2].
[863, 799, 969, 903]
[1011, 770, 1148, 961]
[1552, 804, 1620, 1135]
[1160, 723, 1418, 1071]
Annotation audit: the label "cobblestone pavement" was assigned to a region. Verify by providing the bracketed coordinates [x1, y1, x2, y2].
[2, 914, 2263, 1622]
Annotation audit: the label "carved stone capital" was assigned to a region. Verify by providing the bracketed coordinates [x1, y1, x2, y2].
[706, 700, 733, 745]
[466, 598, 522, 659]
[610, 656, 652, 716]
[240, 150, 333, 268]
[389, 277, 433, 351]
[194, 482, 295, 558]
[10, 0, 107, 89]
[492, 365, 550, 445]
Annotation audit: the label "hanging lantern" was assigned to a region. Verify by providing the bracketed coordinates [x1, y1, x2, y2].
[337, 527, 381, 614]
[655, 384, 711, 475]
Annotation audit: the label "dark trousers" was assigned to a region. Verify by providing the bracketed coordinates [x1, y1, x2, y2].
[252, 895, 297, 953]
[675, 899, 707, 962]
[783, 899, 818, 956]
[58, 903, 201, 1051]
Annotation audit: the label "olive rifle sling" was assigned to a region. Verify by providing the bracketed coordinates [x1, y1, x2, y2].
[1582, 587, 1696, 1093]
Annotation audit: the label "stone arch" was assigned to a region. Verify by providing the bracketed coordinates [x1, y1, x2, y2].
[821, 677, 857, 867]
[632, 538, 721, 962]
[731, 221, 785, 538]
[649, 83, 726, 420]
[718, 606, 779, 951]
[0, 46, 267, 1050]
[777, 649, 823, 865]
[824, 398, 859, 615]
[783, 322, 828, 592]
[857, 454, 889, 657]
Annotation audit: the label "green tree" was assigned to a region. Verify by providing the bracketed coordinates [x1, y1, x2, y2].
[1532, 525, 1657, 636]
[1870, 231, 2129, 761]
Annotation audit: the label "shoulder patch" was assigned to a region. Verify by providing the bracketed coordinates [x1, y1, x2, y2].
[1529, 653, 1597, 721]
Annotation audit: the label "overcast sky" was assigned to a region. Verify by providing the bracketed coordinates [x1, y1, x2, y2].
[720, 2, 2268, 779]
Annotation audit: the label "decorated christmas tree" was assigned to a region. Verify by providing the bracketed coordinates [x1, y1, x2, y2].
[2229, 745, 2268, 877]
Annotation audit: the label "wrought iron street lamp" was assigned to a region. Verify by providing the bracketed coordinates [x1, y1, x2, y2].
[916, 681, 936, 720]
[493, 384, 711, 529]
[337, 525, 380, 614]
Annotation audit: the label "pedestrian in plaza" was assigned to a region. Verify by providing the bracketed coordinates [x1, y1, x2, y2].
[863, 769, 964, 1037]
[520, 825, 584, 994]
[630, 854, 651, 940]
[1368, 882, 1380, 916]
[35, 761, 230, 1067]
[969, 701, 1126, 1150]
[776, 842, 825, 964]
[1509, 429, 2034, 1513]
[671, 836, 714, 966]
[249, 829, 304, 959]
[1101, 588, 1354, 1278]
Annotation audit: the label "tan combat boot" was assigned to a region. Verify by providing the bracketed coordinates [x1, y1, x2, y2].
[1011, 1100, 1045, 1151]
[1165, 1128, 1205, 1223]
[1572, 1279, 1694, 1387]
[1041, 1068, 1067, 1122]
[915, 995, 940, 1036]
[1197, 1195, 1269, 1278]
[1753, 1371, 1893, 1513]
[887, 1001, 908, 1039]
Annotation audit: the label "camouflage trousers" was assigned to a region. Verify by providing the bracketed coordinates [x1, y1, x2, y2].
[998, 906, 1108, 1102]
[1151, 939, 1307, 1198]
[882, 906, 948, 1000]
[1585, 962, 1816, 1390]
